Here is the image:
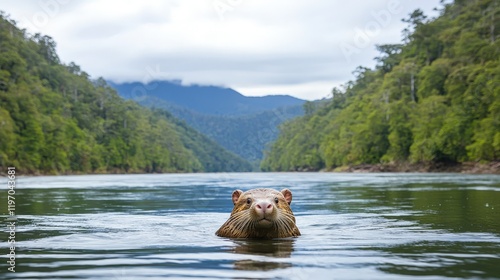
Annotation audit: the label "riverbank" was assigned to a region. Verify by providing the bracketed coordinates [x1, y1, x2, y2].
[330, 161, 500, 174]
[2, 162, 499, 176]
[0, 169, 190, 177]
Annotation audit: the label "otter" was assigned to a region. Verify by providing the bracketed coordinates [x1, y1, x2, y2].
[216, 188, 301, 239]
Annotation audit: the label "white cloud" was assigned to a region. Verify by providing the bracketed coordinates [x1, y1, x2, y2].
[0, 0, 441, 100]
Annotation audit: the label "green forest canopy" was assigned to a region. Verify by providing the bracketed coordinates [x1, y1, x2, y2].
[0, 12, 252, 174]
[262, 0, 499, 171]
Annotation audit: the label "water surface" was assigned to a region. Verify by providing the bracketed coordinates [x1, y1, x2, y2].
[1, 173, 499, 279]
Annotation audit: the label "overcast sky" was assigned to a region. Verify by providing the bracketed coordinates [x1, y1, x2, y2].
[1, 0, 442, 100]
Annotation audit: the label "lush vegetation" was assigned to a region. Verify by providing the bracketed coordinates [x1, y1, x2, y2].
[130, 95, 304, 165]
[0, 13, 252, 174]
[110, 81, 305, 166]
[262, 0, 499, 171]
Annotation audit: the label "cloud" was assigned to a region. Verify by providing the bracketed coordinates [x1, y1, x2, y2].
[0, 0, 441, 100]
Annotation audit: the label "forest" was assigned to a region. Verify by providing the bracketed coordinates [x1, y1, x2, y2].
[0, 12, 252, 174]
[132, 95, 304, 164]
[110, 81, 305, 167]
[262, 0, 499, 171]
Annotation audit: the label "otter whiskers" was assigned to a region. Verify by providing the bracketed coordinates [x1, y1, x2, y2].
[216, 188, 301, 239]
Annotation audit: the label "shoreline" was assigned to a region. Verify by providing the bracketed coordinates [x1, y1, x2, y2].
[1, 162, 499, 176]
[328, 161, 500, 174]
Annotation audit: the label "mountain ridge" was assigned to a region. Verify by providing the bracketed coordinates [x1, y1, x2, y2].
[138, 95, 304, 163]
[109, 81, 306, 164]
[108, 80, 305, 116]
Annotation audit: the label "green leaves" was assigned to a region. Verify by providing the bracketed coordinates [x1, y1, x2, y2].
[263, 0, 500, 171]
[409, 96, 448, 162]
[0, 13, 251, 174]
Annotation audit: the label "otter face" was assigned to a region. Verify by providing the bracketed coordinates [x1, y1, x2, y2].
[216, 188, 300, 239]
[232, 188, 292, 229]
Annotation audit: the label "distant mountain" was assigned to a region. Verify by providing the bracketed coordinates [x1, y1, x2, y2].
[109, 81, 306, 166]
[159, 109, 253, 172]
[139, 96, 304, 163]
[108, 80, 305, 116]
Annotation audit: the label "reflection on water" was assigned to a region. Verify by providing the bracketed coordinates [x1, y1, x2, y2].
[230, 239, 295, 271]
[0, 173, 499, 279]
[323, 182, 500, 234]
[378, 240, 500, 278]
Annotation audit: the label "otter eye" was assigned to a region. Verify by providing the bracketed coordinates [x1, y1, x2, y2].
[274, 197, 279, 204]
[246, 198, 252, 205]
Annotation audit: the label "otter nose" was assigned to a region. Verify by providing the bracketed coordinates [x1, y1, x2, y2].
[255, 201, 273, 215]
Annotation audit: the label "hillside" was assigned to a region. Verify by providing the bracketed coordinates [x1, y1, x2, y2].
[110, 81, 306, 164]
[109, 80, 304, 116]
[120, 94, 304, 163]
[0, 13, 252, 174]
[262, 0, 499, 172]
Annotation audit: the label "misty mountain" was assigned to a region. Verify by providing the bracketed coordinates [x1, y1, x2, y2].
[109, 81, 306, 165]
[108, 80, 304, 116]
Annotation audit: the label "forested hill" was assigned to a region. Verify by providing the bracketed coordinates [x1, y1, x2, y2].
[114, 92, 304, 164]
[110, 81, 306, 165]
[0, 13, 252, 174]
[262, 0, 499, 172]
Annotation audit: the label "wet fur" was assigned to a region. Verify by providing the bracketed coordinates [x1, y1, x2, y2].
[216, 188, 301, 239]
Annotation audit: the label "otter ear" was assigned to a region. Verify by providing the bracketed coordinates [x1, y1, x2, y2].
[281, 188, 292, 205]
[232, 190, 243, 205]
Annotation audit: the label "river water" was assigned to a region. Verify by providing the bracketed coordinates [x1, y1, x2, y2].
[1, 173, 499, 279]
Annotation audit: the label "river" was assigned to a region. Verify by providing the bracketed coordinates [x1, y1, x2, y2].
[1, 173, 499, 279]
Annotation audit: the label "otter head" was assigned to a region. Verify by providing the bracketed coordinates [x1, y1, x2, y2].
[216, 188, 301, 239]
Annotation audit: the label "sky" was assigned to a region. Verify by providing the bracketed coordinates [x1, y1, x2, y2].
[0, 0, 442, 100]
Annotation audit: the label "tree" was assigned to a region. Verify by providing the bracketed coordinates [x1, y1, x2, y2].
[375, 44, 403, 73]
[263, 0, 499, 170]
[0, 14, 252, 174]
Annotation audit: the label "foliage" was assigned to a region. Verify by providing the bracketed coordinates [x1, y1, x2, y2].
[0, 13, 251, 174]
[134, 96, 304, 164]
[110, 82, 306, 165]
[262, 0, 500, 171]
